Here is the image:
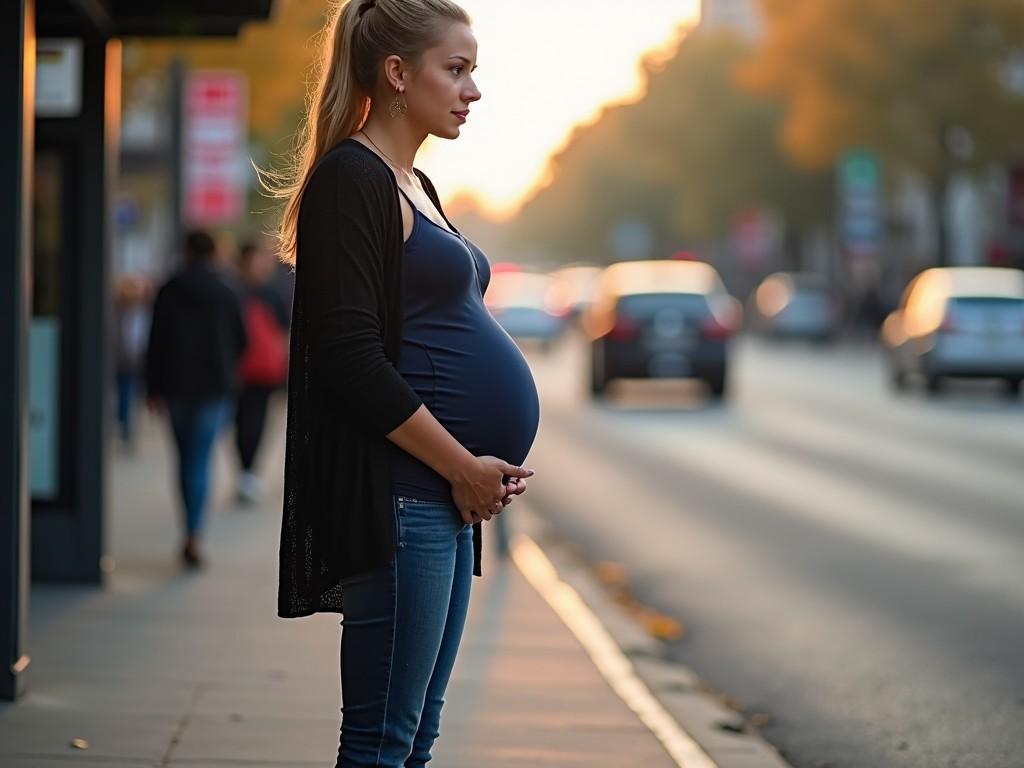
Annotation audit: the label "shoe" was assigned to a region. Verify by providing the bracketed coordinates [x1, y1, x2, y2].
[181, 540, 203, 569]
[236, 471, 262, 505]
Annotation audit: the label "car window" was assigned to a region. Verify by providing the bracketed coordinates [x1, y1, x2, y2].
[616, 293, 711, 317]
[948, 297, 1024, 331]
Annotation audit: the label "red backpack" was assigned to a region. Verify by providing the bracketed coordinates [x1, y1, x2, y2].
[239, 298, 288, 386]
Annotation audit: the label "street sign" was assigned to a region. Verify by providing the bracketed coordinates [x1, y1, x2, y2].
[183, 71, 248, 227]
[838, 150, 883, 257]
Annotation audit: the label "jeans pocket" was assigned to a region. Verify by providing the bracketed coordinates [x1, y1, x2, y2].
[393, 496, 406, 549]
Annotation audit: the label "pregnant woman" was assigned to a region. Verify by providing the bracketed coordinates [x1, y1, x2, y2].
[271, 1, 539, 766]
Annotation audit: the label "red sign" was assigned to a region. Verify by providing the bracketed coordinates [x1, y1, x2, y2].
[183, 71, 248, 226]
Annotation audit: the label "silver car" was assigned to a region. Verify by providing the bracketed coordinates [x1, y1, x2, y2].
[881, 267, 1024, 396]
[749, 271, 837, 342]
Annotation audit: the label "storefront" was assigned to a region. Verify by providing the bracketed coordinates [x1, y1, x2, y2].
[2, 0, 273, 702]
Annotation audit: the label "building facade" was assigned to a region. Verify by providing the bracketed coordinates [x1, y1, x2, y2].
[2, 0, 274, 703]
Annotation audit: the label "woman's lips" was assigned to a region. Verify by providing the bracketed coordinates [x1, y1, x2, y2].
[453, 111, 469, 123]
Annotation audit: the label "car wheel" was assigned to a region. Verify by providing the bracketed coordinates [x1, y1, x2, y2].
[1007, 377, 1023, 399]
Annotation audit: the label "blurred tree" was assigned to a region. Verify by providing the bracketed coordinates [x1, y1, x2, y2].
[122, 0, 328, 205]
[510, 33, 831, 267]
[741, 0, 1024, 265]
[124, 0, 327, 143]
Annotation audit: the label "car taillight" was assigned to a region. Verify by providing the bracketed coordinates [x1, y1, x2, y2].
[700, 316, 733, 340]
[608, 314, 639, 341]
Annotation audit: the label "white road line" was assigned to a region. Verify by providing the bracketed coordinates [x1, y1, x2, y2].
[512, 534, 720, 768]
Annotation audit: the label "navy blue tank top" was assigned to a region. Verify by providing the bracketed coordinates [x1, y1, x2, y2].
[388, 192, 540, 502]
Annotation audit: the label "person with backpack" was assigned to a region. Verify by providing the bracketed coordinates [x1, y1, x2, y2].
[234, 240, 290, 504]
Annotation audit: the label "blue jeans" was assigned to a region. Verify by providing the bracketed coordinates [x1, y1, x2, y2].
[336, 496, 473, 768]
[116, 372, 139, 443]
[166, 398, 231, 536]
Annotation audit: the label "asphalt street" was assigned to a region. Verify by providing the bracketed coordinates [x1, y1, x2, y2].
[519, 332, 1024, 768]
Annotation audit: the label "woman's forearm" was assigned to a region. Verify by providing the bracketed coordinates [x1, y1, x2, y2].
[386, 405, 478, 485]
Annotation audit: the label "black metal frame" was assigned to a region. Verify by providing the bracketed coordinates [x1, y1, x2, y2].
[30, 23, 114, 584]
[1, 0, 35, 702]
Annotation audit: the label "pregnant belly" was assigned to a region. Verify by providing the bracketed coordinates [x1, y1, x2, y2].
[400, 321, 540, 466]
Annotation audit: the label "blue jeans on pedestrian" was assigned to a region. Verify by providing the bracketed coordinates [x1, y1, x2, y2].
[166, 398, 231, 536]
[116, 372, 139, 443]
[336, 496, 474, 768]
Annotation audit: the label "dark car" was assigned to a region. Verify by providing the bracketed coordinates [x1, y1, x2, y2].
[881, 267, 1024, 396]
[582, 260, 742, 399]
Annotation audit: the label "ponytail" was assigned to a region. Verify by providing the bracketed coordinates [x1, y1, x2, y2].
[262, 0, 470, 266]
[262, 0, 368, 266]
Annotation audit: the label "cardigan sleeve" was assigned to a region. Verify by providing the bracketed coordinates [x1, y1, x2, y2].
[298, 151, 422, 436]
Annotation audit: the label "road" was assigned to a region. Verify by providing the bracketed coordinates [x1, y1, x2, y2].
[519, 332, 1024, 768]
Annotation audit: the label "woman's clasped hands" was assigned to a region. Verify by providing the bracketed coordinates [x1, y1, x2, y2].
[449, 455, 534, 526]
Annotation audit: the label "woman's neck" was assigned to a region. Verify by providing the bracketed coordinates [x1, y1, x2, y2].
[359, 111, 426, 174]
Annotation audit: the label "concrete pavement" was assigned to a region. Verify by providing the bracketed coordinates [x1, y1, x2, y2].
[0, 401, 709, 767]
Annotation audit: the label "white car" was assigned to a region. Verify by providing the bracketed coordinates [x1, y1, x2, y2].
[881, 267, 1024, 396]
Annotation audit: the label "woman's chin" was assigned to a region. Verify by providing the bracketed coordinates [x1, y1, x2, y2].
[433, 125, 461, 141]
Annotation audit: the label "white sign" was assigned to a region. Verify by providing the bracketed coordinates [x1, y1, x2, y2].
[36, 39, 83, 117]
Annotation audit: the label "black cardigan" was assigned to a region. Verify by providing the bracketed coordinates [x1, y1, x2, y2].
[278, 139, 483, 619]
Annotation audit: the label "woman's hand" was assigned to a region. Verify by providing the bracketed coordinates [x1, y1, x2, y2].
[450, 456, 534, 526]
[500, 476, 528, 507]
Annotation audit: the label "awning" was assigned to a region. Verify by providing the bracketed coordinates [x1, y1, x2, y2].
[39, 0, 276, 38]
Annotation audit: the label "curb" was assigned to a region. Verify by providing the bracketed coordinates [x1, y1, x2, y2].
[511, 503, 793, 768]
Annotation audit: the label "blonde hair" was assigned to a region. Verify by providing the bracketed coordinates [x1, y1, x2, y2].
[265, 0, 471, 266]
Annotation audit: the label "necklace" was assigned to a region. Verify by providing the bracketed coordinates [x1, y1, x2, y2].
[359, 130, 415, 180]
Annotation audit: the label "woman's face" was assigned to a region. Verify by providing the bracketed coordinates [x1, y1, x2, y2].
[404, 22, 481, 140]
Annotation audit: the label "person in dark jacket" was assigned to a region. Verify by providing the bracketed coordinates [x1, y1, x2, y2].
[146, 230, 247, 567]
[234, 240, 290, 504]
[270, 2, 537, 765]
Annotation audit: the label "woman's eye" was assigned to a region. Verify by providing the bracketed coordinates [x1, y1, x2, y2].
[452, 66, 464, 76]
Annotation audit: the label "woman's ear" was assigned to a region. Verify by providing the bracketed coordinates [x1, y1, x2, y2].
[382, 55, 406, 92]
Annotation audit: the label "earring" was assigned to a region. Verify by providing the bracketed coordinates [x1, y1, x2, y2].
[389, 89, 408, 118]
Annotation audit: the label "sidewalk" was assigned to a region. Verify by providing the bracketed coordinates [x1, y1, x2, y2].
[0, 403, 677, 767]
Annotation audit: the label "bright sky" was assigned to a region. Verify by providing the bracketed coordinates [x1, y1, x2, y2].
[416, 0, 701, 219]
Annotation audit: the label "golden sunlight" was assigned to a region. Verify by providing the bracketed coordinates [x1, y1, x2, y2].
[417, 0, 701, 219]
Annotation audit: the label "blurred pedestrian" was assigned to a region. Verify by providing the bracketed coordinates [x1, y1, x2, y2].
[234, 240, 290, 504]
[113, 274, 152, 452]
[146, 230, 247, 568]
[270, 2, 538, 765]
